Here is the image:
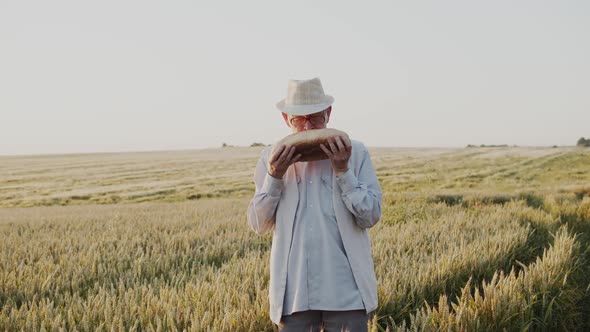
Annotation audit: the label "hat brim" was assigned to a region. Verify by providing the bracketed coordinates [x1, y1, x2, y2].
[275, 96, 334, 116]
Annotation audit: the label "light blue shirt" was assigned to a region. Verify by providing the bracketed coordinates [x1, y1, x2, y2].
[279, 159, 365, 315]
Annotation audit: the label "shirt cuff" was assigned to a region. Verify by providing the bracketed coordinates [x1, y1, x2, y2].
[263, 173, 284, 197]
[336, 168, 358, 194]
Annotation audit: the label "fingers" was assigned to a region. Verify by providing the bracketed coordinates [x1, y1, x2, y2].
[276, 146, 300, 166]
[328, 137, 338, 154]
[328, 136, 351, 153]
[321, 135, 352, 157]
[334, 136, 346, 153]
[278, 146, 294, 164]
[320, 143, 333, 158]
[285, 145, 296, 162]
[270, 144, 286, 163]
[291, 153, 302, 163]
[335, 136, 352, 153]
[268, 145, 299, 178]
[342, 136, 352, 150]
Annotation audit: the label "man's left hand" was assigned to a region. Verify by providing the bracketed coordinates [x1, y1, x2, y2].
[320, 135, 352, 176]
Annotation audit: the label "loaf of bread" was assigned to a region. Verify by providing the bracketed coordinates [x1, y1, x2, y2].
[273, 128, 349, 162]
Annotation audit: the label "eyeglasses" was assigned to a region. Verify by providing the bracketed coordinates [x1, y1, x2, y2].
[289, 114, 326, 127]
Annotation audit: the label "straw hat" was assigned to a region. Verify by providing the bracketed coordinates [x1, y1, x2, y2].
[275, 77, 335, 116]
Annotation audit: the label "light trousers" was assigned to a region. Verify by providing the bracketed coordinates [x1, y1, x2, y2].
[278, 309, 369, 332]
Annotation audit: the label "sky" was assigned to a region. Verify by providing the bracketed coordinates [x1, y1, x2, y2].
[1, 0, 589, 155]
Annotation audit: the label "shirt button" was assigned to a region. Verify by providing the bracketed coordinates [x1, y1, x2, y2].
[310, 204, 313, 207]
[309, 181, 313, 184]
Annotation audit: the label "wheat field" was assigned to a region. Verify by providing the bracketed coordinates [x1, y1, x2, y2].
[1, 146, 590, 331]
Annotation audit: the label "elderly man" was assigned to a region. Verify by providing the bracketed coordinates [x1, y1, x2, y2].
[247, 78, 382, 332]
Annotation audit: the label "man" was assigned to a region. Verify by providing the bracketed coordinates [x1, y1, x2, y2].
[247, 77, 382, 331]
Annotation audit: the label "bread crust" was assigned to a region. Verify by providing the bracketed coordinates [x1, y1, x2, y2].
[273, 128, 349, 162]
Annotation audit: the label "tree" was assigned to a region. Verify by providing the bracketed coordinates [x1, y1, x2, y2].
[577, 137, 590, 147]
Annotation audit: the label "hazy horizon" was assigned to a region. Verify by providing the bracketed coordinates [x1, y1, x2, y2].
[0, 143, 582, 158]
[2, 1, 589, 156]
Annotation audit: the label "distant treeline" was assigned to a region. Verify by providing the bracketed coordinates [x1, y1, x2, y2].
[466, 144, 513, 148]
[466, 138, 590, 148]
[222, 142, 269, 148]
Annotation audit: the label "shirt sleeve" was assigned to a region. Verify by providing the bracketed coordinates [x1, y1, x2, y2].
[336, 145, 382, 229]
[247, 149, 284, 235]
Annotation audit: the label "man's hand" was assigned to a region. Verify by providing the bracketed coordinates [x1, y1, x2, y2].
[268, 145, 302, 179]
[320, 135, 352, 176]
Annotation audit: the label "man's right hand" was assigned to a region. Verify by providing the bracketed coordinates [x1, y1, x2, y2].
[268, 145, 302, 179]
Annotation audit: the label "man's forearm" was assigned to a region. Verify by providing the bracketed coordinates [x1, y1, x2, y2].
[246, 173, 284, 235]
[336, 168, 382, 229]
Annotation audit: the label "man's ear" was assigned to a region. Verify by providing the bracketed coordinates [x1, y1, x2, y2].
[281, 112, 291, 127]
[326, 106, 332, 123]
